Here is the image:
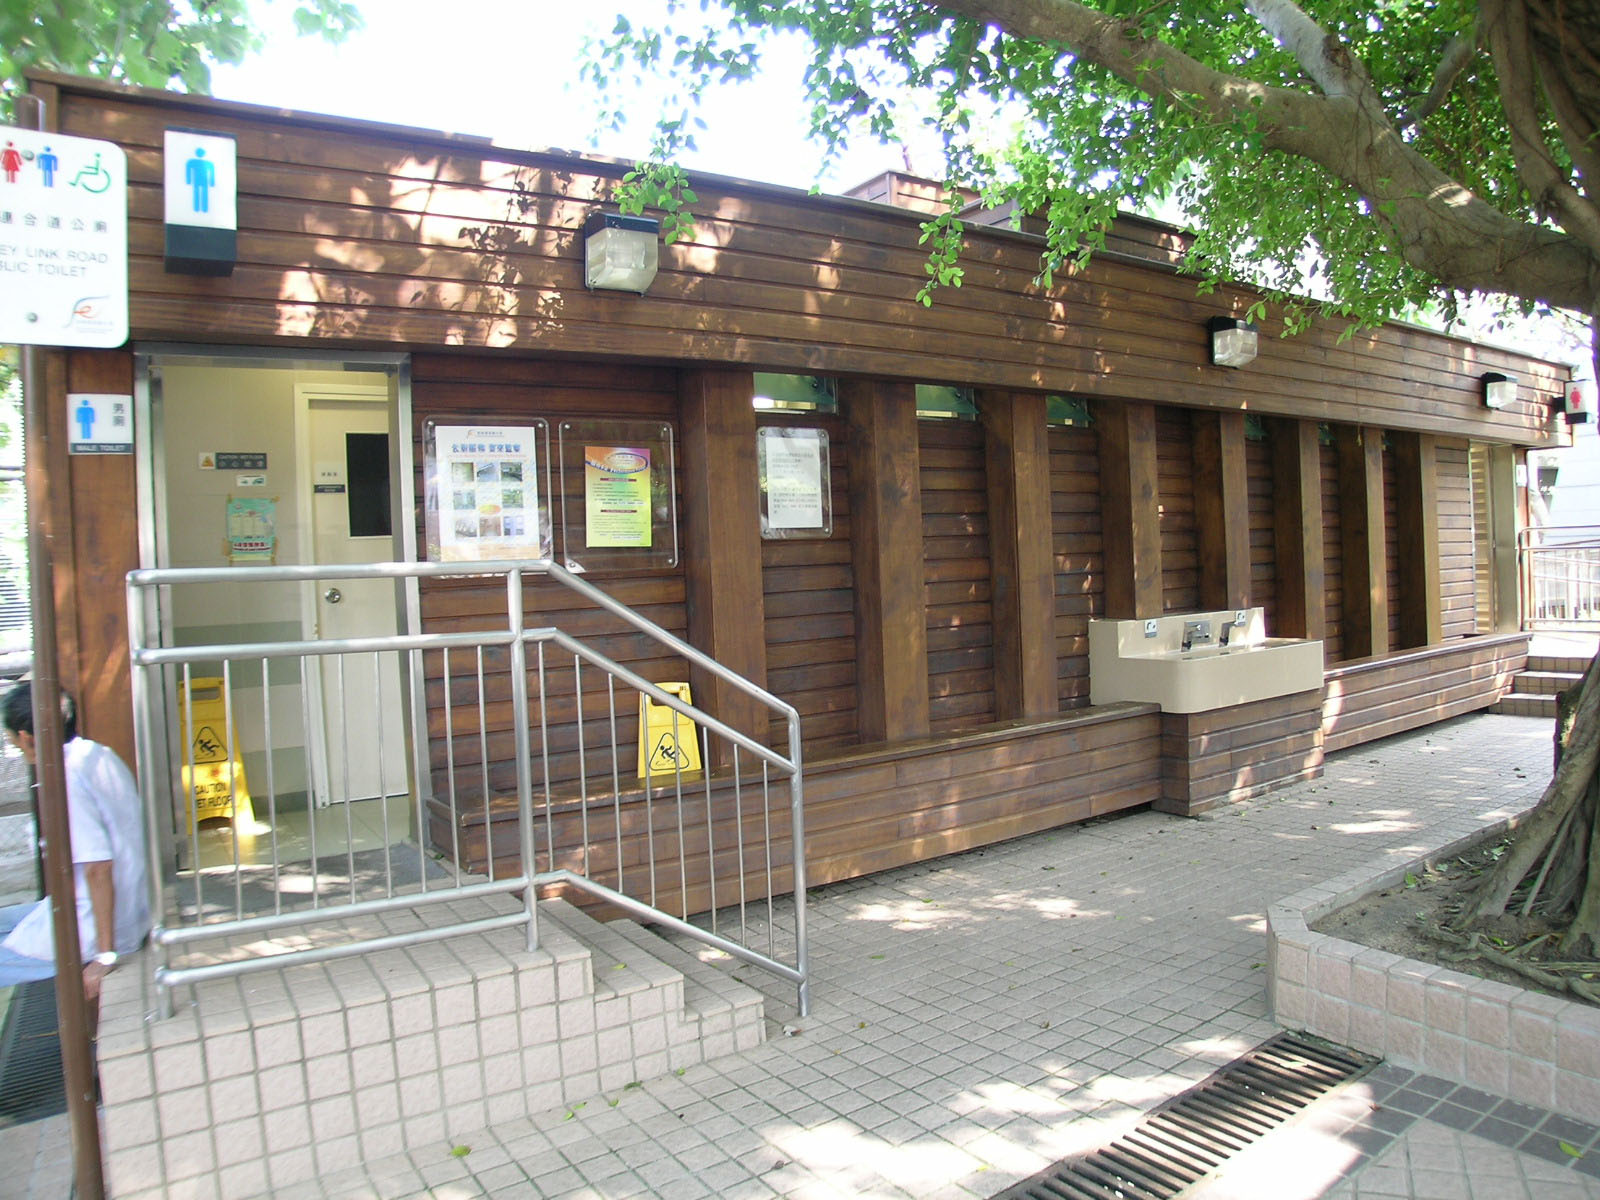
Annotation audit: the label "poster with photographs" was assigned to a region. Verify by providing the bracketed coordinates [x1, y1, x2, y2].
[429, 423, 547, 561]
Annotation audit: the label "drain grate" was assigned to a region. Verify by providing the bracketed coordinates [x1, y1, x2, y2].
[990, 1031, 1379, 1200]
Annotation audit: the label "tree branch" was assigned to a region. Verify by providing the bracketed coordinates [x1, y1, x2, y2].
[1532, 40, 1600, 195]
[1481, 0, 1600, 256]
[927, 0, 1600, 312]
[1404, 34, 1477, 128]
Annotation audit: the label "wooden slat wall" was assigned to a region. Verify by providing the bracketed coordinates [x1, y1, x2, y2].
[1321, 439, 1346, 662]
[1159, 689, 1324, 816]
[1322, 635, 1527, 754]
[450, 704, 1166, 904]
[50, 79, 1566, 447]
[759, 413, 859, 756]
[1050, 425, 1103, 710]
[1246, 434, 1278, 634]
[1156, 408, 1199, 613]
[920, 420, 996, 734]
[411, 356, 684, 800]
[1438, 440, 1476, 640]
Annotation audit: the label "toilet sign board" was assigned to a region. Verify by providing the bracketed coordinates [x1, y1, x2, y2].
[67, 393, 134, 455]
[0, 126, 128, 347]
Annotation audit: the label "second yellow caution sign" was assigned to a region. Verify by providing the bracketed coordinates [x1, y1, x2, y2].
[178, 677, 256, 827]
[637, 682, 703, 778]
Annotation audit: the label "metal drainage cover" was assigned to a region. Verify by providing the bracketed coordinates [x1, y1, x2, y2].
[990, 1031, 1379, 1200]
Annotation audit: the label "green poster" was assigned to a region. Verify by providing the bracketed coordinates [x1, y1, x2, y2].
[584, 446, 652, 548]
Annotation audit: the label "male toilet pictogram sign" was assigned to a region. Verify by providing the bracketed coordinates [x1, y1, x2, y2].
[637, 683, 704, 778]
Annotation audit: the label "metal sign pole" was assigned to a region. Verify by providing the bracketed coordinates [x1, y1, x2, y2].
[15, 91, 107, 1200]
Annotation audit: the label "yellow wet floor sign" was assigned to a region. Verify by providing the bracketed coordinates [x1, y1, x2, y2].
[179, 677, 255, 826]
[637, 682, 702, 778]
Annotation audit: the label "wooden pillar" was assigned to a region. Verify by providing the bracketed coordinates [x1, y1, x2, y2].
[50, 350, 138, 764]
[1267, 418, 1326, 642]
[1098, 399, 1163, 619]
[844, 379, 930, 742]
[680, 369, 768, 754]
[1335, 425, 1389, 658]
[980, 390, 1057, 720]
[1391, 431, 1442, 648]
[1192, 410, 1250, 612]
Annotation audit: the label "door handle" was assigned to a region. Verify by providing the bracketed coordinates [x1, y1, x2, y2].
[323, 587, 342, 604]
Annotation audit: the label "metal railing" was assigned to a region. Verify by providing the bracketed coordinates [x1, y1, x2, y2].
[1519, 525, 1600, 629]
[127, 559, 809, 1016]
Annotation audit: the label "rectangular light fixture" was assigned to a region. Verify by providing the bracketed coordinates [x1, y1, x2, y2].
[1481, 371, 1517, 409]
[1207, 316, 1258, 368]
[583, 212, 660, 293]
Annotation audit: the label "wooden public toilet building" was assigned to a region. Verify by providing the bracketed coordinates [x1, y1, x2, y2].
[24, 71, 1570, 912]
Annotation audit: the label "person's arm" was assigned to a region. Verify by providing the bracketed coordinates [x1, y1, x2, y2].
[81, 858, 115, 1003]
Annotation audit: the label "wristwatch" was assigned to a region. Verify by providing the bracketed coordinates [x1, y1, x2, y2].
[93, 951, 119, 969]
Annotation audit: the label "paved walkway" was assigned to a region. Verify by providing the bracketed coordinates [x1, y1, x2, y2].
[4, 711, 1597, 1198]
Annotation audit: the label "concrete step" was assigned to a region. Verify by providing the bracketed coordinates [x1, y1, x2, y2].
[97, 893, 766, 1198]
[1526, 654, 1593, 676]
[1514, 669, 1585, 696]
[537, 899, 766, 1080]
[1493, 692, 1557, 718]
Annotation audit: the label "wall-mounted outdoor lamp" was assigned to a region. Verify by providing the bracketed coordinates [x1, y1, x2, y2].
[1207, 316, 1258, 368]
[583, 211, 660, 293]
[1481, 371, 1518, 410]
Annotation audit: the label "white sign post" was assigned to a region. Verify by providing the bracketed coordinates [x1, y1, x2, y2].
[0, 127, 128, 347]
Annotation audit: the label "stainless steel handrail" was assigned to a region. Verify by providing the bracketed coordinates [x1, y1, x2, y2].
[1519, 526, 1600, 630]
[126, 559, 809, 1016]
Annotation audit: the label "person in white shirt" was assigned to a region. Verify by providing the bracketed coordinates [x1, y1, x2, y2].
[0, 682, 149, 1003]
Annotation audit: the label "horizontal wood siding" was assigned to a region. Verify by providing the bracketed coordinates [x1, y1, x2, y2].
[412, 356, 685, 802]
[1050, 425, 1103, 710]
[1438, 440, 1476, 640]
[1321, 440, 1345, 662]
[49, 79, 1565, 446]
[1247, 434, 1278, 633]
[759, 413, 859, 756]
[1157, 408, 1199, 613]
[921, 420, 996, 734]
[439, 705, 1165, 907]
[1158, 689, 1324, 815]
[1321, 635, 1529, 755]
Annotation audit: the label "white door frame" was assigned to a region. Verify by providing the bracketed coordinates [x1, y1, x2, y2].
[132, 347, 423, 849]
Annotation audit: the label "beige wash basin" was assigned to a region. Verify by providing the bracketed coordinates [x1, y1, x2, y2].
[1089, 615, 1325, 713]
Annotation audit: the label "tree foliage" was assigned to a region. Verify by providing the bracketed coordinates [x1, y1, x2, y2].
[586, 0, 1600, 366]
[1, 0, 361, 119]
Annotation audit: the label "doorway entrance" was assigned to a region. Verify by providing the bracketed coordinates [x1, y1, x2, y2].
[138, 351, 416, 841]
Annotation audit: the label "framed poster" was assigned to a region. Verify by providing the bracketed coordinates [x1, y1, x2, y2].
[584, 446, 653, 548]
[557, 419, 678, 572]
[758, 426, 832, 539]
[423, 421, 551, 562]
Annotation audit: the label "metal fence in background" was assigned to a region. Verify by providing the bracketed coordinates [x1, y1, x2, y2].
[127, 559, 810, 1017]
[1520, 525, 1600, 629]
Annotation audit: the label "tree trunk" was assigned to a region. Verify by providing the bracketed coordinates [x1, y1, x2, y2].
[1460, 649, 1600, 924]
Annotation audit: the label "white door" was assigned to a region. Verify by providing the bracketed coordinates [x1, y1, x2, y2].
[303, 390, 409, 806]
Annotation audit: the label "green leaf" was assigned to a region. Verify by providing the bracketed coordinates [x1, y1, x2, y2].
[1561, 1141, 1582, 1158]
[450, 1145, 471, 1158]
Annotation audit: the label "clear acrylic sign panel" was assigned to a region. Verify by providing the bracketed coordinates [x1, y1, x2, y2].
[423, 420, 552, 562]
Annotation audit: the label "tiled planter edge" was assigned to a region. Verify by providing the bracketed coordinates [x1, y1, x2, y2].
[1266, 812, 1600, 1122]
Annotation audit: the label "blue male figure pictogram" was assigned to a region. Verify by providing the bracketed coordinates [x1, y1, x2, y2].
[185, 147, 214, 214]
[75, 398, 96, 442]
[36, 147, 57, 187]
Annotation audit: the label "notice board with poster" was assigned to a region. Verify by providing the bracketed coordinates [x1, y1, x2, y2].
[556, 419, 678, 572]
[423, 421, 552, 562]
